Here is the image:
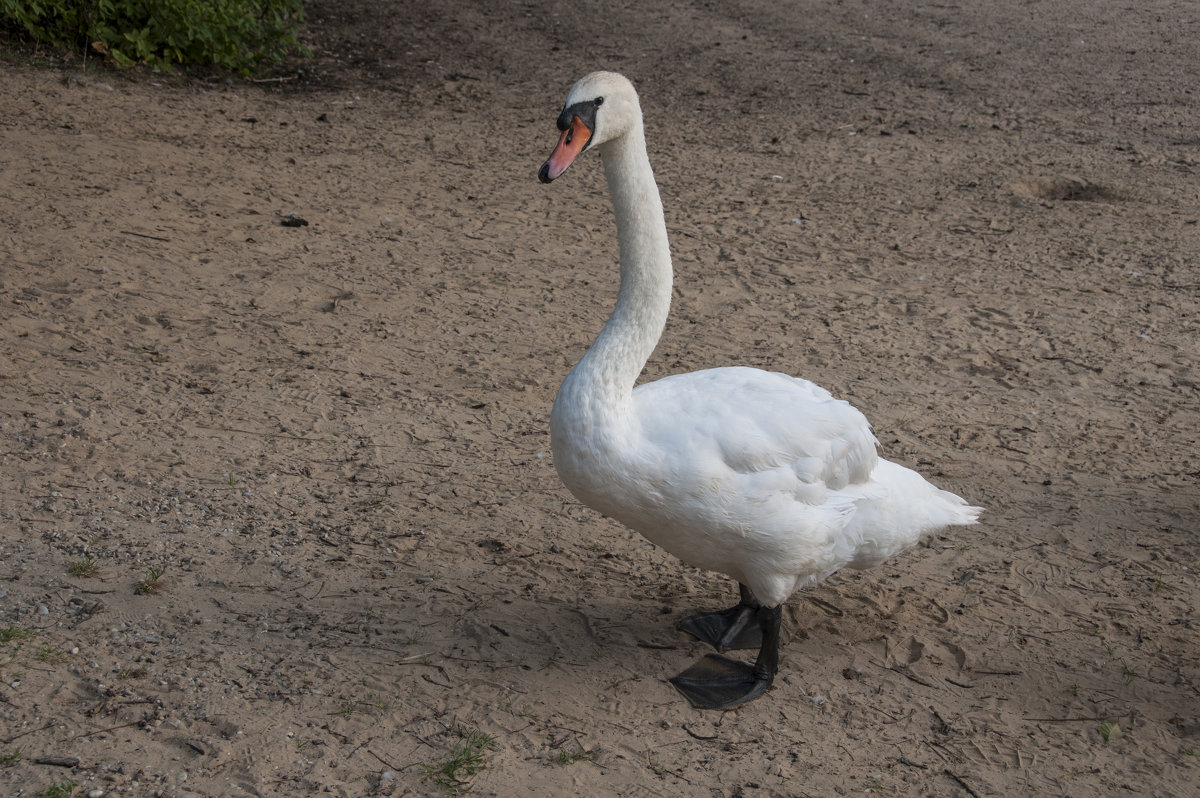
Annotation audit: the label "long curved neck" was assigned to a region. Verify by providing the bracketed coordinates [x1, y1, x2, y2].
[559, 122, 673, 425]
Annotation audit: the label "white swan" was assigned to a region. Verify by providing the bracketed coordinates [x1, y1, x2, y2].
[538, 71, 981, 709]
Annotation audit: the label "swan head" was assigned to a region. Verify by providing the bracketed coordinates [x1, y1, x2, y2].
[539, 71, 641, 183]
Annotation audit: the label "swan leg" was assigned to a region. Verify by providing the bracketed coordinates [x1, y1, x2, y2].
[676, 583, 763, 651]
[669, 604, 782, 710]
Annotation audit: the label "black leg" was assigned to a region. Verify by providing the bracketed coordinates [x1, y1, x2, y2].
[676, 583, 763, 651]
[669, 603, 783, 710]
[738, 582, 754, 605]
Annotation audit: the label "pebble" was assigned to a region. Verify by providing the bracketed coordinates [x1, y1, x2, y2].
[88, 790, 105, 798]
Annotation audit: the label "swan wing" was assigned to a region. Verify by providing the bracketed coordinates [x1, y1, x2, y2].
[632, 367, 879, 497]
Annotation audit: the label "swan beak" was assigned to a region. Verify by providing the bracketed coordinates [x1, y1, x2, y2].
[539, 116, 592, 183]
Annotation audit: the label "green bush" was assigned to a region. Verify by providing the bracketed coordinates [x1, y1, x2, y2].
[0, 0, 310, 74]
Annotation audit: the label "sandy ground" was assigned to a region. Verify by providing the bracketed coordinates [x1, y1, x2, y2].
[1, 1, 1198, 795]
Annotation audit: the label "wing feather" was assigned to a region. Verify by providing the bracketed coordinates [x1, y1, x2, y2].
[632, 367, 879, 499]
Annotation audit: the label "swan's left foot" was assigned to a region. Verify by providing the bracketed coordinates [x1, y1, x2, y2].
[670, 654, 773, 709]
[677, 605, 760, 651]
[676, 583, 762, 651]
[669, 604, 781, 710]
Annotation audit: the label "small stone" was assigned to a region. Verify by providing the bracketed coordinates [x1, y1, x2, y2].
[88, 790, 105, 798]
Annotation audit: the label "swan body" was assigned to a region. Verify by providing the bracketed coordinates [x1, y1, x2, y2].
[539, 71, 981, 708]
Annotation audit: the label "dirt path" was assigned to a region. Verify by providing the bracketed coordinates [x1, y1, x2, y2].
[1, 1, 1198, 795]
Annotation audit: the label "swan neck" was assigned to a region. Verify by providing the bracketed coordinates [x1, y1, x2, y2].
[579, 126, 673, 394]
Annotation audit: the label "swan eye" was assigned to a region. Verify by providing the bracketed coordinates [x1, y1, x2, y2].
[594, 97, 604, 107]
[565, 129, 573, 144]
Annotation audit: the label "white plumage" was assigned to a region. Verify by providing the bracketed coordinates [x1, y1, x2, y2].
[539, 71, 981, 708]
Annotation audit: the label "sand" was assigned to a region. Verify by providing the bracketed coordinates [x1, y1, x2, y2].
[1, 0, 1198, 795]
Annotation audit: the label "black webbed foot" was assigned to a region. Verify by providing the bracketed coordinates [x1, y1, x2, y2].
[670, 603, 782, 710]
[676, 583, 761, 650]
[677, 605, 761, 651]
[669, 654, 772, 709]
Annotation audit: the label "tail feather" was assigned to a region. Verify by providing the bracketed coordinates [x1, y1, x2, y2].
[844, 461, 982, 569]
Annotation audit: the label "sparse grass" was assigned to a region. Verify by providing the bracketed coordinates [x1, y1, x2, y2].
[1098, 721, 1121, 743]
[334, 696, 389, 719]
[0, 747, 22, 767]
[134, 566, 166, 595]
[1087, 625, 1116, 656]
[68, 557, 98, 577]
[1068, 682, 1080, 697]
[646, 750, 668, 777]
[2, 0, 311, 74]
[505, 700, 534, 720]
[415, 572, 442, 592]
[0, 627, 33, 644]
[1122, 664, 1140, 685]
[34, 781, 75, 798]
[424, 726, 494, 791]
[556, 747, 591, 765]
[37, 644, 69, 665]
[116, 665, 148, 680]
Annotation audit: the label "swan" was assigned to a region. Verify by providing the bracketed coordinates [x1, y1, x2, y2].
[537, 71, 981, 710]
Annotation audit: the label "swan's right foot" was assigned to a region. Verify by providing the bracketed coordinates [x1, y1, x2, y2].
[669, 654, 771, 709]
[677, 605, 761, 651]
[676, 583, 761, 650]
[670, 604, 782, 710]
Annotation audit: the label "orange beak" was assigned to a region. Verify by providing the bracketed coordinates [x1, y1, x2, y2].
[539, 115, 592, 183]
